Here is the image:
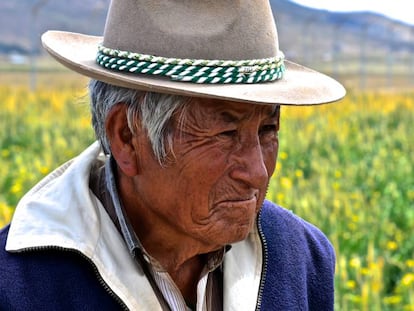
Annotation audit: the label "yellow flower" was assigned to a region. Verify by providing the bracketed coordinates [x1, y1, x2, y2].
[276, 193, 285, 203]
[39, 166, 50, 175]
[345, 280, 356, 289]
[406, 259, 414, 268]
[334, 170, 342, 178]
[294, 169, 303, 178]
[401, 273, 414, 287]
[0, 202, 14, 226]
[361, 267, 370, 276]
[280, 177, 292, 189]
[383, 295, 402, 305]
[80, 116, 91, 129]
[10, 183, 22, 194]
[386, 241, 398, 251]
[332, 182, 340, 190]
[279, 151, 288, 160]
[1, 149, 10, 158]
[349, 257, 361, 269]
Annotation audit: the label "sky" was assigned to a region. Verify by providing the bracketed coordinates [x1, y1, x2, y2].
[290, 0, 414, 25]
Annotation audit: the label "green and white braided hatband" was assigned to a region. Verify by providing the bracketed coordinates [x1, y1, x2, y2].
[96, 45, 285, 84]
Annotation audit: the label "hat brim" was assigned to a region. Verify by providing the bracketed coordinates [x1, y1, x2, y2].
[42, 31, 345, 106]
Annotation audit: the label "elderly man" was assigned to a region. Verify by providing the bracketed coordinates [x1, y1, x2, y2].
[0, 0, 345, 310]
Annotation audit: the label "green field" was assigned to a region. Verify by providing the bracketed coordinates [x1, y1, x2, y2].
[0, 71, 413, 310]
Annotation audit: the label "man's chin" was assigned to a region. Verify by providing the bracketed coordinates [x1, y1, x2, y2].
[222, 222, 254, 244]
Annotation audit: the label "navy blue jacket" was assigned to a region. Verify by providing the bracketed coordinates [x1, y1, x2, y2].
[0, 201, 335, 310]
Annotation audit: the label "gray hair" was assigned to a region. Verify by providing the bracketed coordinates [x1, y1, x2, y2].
[88, 80, 190, 164]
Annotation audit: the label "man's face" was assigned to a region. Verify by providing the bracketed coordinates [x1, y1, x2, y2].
[132, 98, 280, 250]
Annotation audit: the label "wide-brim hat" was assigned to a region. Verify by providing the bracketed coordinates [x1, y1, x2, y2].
[41, 0, 345, 106]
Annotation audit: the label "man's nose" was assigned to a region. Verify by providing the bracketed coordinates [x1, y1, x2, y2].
[229, 139, 268, 188]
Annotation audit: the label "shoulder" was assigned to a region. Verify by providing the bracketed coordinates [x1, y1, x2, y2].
[257, 201, 335, 310]
[0, 225, 122, 310]
[259, 200, 335, 261]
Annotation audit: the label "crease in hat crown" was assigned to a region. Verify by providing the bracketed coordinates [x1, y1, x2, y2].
[99, 0, 284, 84]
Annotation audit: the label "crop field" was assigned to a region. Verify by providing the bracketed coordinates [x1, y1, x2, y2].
[0, 72, 413, 310]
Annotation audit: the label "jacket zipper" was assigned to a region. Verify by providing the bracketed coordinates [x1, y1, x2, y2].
[20, 246, 129, 310]
[255, 210, 268, 311]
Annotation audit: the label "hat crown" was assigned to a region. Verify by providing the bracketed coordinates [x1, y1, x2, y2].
[103, 0, 280, 60]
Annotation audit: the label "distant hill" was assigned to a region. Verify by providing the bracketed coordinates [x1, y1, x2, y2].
[0, 0, 109, 53]
[271, 0, 412, 66]
[1, 0, 412, 55]
[1, 0, 413, 87]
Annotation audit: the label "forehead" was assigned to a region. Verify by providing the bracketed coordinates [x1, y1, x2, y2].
[184, 97, 279, 122]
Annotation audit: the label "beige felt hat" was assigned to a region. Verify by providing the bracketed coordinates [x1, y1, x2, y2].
[41, 0, 345, 105]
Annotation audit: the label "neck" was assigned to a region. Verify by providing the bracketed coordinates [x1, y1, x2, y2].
[127, 203, 208, 307]
[117, 176, 219, 304]
[117, 176, 222, 269]
[127, 199, 211, 271]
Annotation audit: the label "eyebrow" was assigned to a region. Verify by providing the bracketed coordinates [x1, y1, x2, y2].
[218, 104, 280, 123]
[219, 111, 239, 123]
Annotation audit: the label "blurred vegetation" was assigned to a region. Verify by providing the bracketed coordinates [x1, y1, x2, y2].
[268, 91, 414, 310]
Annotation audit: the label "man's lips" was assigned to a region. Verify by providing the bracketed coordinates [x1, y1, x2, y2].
[215, 196, 258, 208]
[215, 189, 259, 204]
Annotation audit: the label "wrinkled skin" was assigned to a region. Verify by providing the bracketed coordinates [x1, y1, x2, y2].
[107, 97, 280, 300]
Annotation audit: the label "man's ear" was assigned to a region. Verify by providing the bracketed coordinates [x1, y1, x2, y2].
[105, 103, 139, 176]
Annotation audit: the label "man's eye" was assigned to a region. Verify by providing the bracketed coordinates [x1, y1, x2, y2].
[218, 130, 237, 138]
[259, 125, 277, 135]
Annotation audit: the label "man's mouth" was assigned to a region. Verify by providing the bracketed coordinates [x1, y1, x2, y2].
[215, 196, 258, 211]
